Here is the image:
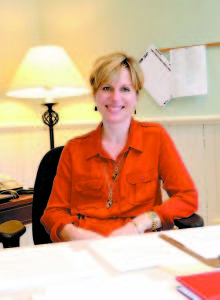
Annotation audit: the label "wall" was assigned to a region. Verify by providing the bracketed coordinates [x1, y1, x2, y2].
[0, 0, 220, 126]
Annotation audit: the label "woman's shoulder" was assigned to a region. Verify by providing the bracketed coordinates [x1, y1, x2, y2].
[64, 127, 99, 152]
[134, 119, 165, 132]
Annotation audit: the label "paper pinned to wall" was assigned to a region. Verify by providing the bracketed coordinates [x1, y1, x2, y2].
[139, 44, 207, 107]
[139, 45, 172, 107]
[170, 45, 207, 98]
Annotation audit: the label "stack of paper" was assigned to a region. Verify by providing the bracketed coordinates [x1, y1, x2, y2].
[0, 244, 106, 292]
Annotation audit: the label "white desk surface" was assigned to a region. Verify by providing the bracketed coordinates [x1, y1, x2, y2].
[0, 230, 214, 300]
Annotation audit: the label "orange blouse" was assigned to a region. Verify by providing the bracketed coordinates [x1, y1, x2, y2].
[41, 119, 198, 242]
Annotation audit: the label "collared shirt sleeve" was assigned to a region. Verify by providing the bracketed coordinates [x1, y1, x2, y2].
[152, 126, 198, 229]
[40, 142, 79, 242]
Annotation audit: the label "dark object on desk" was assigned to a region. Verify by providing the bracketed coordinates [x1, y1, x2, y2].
[17, 187, 34, 195]
[32, 146, 204, 245]
[0, 190, 19, 203]
[174, 213, 204, 229]
[0, 220, 26, 248]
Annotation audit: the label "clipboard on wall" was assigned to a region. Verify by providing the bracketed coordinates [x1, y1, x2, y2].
[159, 225, 220, 268]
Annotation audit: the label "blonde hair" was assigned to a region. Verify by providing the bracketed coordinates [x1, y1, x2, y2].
[89, 52, 144, 95]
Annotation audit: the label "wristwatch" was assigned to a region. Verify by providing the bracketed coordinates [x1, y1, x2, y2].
[147, 211, 160, 231]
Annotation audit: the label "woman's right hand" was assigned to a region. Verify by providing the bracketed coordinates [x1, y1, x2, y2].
[59, 223, 104, 241]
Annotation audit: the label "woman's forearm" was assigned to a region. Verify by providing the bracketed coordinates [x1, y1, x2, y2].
[58, 223, 104, 241]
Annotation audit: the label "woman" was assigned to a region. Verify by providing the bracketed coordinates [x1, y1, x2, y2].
[41, 52, 198, 242]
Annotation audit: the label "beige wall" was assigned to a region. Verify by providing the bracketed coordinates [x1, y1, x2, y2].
[0, 0, 220, 126]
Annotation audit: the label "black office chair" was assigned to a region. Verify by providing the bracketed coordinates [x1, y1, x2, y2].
[32, 146, 64, 245]
[0, 220, 26, 248]
[32, 146, 204, 245]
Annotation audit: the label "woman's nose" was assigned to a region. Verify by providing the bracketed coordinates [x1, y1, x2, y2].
[112, 90, 121, 102]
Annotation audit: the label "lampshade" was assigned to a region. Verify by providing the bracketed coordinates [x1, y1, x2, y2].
[6, 45, 90, 101]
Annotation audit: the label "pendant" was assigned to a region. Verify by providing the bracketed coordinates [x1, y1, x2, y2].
[112, 172, 118, 180]
[106, 199, 113, 209]
[112, 165, 119, 180]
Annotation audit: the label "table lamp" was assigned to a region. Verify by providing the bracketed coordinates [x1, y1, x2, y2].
[6, 45, 89, 149]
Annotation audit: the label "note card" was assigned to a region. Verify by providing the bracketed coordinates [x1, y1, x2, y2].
[0, 244, 106, 292]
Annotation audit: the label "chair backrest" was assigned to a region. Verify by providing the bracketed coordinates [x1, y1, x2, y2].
[32, 146, 64, 245]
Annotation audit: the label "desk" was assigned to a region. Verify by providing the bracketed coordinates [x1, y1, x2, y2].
[0, 230, 213, 300]
[0, 194, 33, 224]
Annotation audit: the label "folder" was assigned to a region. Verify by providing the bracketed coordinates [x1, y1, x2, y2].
[176, 271, 220, 300]
[159, 225, 220, 268]
[160, 233, 220, 268]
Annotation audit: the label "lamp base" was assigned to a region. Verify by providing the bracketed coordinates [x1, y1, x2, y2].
[42, 103, 59, 149]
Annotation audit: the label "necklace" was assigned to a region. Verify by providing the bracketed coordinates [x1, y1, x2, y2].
[101, 151, 128, 209]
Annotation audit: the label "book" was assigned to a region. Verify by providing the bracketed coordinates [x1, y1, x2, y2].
[176, 271, 220, 300]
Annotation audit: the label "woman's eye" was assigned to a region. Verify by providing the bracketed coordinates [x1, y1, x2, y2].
[102, 86, 111, 91]
[122, 87, 130, 92]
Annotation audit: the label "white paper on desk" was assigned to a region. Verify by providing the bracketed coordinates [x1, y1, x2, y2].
[139, 45, 172, 107]
[46, 273, 182, 300]
[89, 234, 198, 272]
[0, 244, 106, 292]
[170, 45, 207, 98]
[164, 224, 220, 259]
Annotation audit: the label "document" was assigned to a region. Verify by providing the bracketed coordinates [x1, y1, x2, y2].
[170, 45, 207, 98]
[139, 45, 172, 107]
[0, 244, 106, 292]
[89, 233, 198, 272]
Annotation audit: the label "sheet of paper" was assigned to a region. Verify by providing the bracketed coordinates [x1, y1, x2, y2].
[0, 244, 106, 292]
[46, 273, 183, 300]
[139, 45, 172, 107]
[89, 233, 198, 272]
[164, 225, 220, 259]
[170, 45, 207, 98]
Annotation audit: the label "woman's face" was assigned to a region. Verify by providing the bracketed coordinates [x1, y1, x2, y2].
[95, 67, 138, 125]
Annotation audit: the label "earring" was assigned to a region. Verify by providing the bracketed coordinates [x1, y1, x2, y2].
[134, 109, 137, 115]
[94, 106, 98, 111]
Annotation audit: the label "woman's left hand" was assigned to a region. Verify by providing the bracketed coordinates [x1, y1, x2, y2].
[109, 212, 157, 237]
[108, 222, 138, 237]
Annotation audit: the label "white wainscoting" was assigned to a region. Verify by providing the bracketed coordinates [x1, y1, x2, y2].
[0, 119, 220, 227]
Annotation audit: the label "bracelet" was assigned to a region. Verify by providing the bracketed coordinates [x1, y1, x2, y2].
[147, 212, 159, 232]
[131, 220, 141, 234]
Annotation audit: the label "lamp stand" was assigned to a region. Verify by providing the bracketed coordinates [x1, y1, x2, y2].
[42, 103, 59, 149]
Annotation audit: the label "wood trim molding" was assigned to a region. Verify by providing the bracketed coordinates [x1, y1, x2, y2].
[160, 41, 220, 53]
[0, 115, 220, 132]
